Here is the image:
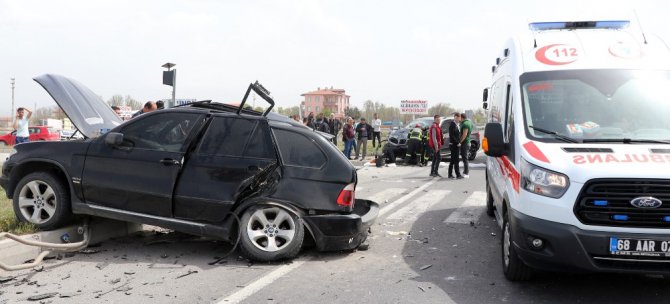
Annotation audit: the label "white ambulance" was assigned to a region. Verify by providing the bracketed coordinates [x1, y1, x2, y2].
[482, 20, 670, 281]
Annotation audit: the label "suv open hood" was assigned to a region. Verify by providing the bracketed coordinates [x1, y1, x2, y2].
[34, 74, 122, 138]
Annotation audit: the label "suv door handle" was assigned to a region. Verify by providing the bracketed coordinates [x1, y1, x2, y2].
[160, 158, 180, 166]
[248, 165, 260, 172]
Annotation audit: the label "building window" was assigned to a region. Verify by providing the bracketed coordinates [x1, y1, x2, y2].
[316, 106, 320, 112]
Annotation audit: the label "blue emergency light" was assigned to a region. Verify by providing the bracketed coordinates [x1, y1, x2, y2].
[529, 21, 630, 31]
[612, 214, 629, 221]
[593, 200, 609, 206]
[663, 216, 670, 222]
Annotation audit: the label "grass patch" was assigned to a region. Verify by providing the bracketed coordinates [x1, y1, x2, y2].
[0, 188, 38, 234]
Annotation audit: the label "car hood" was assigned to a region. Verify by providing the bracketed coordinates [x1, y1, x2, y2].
[34, 74, 122, 138]
[389, 128, 409, 139]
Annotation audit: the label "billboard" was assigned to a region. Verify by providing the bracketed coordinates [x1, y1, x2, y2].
[400, 100, 428, 114]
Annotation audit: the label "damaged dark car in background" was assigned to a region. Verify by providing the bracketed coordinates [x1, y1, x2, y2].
[0, 74, 379, 261]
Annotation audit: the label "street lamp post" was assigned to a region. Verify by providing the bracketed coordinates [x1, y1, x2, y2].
[162, 62, 176, 107]
[10, 78, 15, 118]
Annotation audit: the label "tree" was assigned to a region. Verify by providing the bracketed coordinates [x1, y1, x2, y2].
[322, 108, 333, 117]
[428, 103, 456, 117]
[344, 106, 361, 119]
[472, 108, 486, 125]
[107, 95, 124, 107]
[125, 95, 142, 110]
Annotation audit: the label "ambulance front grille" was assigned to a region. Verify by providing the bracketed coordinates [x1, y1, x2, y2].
[574, 179, 670, 228]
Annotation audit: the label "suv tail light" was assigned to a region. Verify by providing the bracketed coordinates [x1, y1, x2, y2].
[337, 183, 355, 207]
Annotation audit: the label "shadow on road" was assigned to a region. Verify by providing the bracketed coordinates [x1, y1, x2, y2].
[402, 208, 670, 304]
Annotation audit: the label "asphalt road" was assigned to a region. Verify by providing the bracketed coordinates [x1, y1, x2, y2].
[2, 154, 670, 304]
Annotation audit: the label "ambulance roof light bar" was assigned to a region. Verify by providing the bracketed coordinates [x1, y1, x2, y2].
[529, 20, 630, 31]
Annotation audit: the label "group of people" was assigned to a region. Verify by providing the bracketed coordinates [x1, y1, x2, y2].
[300, 112, 383, 161]
[427, 112, 472, 179]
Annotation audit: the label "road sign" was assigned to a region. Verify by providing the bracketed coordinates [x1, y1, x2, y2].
[400, 100, 428, 114]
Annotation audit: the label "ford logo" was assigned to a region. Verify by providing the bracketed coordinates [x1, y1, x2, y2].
[630, 197, 663, 208]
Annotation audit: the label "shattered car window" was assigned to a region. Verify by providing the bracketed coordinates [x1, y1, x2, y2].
[198, 117, 255, 157]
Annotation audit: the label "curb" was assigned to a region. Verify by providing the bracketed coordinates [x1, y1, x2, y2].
[0, 218, 142, 269]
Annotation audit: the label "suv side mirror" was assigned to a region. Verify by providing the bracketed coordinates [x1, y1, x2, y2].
[483, 123, 505, 157]
[482, 88, 489, 110]
[105, 132, 124, 146]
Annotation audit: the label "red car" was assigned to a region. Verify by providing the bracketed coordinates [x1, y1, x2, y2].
[0, 126, 60, 146]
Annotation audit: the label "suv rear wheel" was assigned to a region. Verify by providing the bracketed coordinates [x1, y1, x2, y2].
[13, 172, 71, 230]
[239, 205, 304, 262]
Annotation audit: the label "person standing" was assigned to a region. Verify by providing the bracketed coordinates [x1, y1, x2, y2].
[13, 107, 32, 145]
[459, 112, 473, 179]
[355, 118, 372, 161]
[406, 123, 423, 165]
[314, 113, 330, 133]
[372, 113, 382, 148]
[343, 118, 356, 159]
[448, 113, 463, 179]
[328, 113, 342, 145]
[428, 115, 443, 177]
[132, 101, 157, 118]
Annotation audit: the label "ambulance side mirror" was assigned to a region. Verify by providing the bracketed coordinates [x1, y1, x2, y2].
[483, 123, 505, 157]
[482, 88, 489, 110]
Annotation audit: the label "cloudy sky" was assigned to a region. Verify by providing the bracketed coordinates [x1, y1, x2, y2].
[0, 0, 668, 116]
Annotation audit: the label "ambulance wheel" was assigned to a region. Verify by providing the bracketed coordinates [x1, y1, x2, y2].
[502, 209, 533, 281]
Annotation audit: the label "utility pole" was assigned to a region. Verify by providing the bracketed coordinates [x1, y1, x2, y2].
[162, 63, 176, 107]
[10, 78, 15, 119]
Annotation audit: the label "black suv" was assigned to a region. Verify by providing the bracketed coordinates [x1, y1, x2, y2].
[0, 74, 378, 261]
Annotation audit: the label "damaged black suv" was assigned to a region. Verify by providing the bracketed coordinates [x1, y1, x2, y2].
[0, 74, 378, 261]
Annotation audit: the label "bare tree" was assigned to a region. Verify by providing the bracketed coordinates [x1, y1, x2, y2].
[125, 95, 142, 110]
[107, 95, 124, 107]
[428, 103, 456, 117]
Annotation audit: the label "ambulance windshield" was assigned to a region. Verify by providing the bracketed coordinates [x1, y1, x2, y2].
[521, 69, 670, 143]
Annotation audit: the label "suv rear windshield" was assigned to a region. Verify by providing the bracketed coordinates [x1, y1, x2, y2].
[521, 69, 670, 142]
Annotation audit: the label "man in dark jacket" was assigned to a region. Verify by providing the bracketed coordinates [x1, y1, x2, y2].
[448, 113, 463, 179]
[314, 113, 330, 133]
[328, 113, 342, 145]
[355, 118, 373, 161]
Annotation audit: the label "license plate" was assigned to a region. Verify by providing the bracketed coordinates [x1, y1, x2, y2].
[610, 237, 670, 257]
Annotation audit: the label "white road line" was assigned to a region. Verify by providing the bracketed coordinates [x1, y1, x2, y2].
[378, 178, 438, 217]
[444, 191, 487, 224]
[386, 190, 451, 220]
[360, 188, 405, 205]
[216, 258, 310, 304]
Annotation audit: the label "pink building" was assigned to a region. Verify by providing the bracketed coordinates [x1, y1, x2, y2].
[301, 87, 350, 119]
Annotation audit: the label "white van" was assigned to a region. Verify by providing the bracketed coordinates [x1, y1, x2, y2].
[482, 20, 670, 281]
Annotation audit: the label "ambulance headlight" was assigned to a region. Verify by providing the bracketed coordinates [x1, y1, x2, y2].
[521, 158, 569, 198]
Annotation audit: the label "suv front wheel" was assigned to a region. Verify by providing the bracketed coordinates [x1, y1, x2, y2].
[239, 205, 305, 262]
[13, 172, 71, 230]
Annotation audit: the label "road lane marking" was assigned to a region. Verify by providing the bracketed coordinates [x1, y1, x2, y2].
[378, 178, 438, 217]
[216, 258, 310, 304]
[361, 188, 405, 205]
[443, 191, 487, 224]
[386, 190, 451, 221]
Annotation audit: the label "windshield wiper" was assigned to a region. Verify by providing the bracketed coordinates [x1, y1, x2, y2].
[528, 126, 580, 143]
[582, 138, 670, 144]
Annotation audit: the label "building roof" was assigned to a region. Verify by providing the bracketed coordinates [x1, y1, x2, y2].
[301, 88, 349, 97]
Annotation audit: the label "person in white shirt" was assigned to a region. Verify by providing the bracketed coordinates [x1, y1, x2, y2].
[13, 107, 32, 145]
[372, 113, 382, 148]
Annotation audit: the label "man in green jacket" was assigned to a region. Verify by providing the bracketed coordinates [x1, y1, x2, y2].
[459, 112, 473, 178]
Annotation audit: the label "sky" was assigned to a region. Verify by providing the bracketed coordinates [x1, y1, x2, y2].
[0, 0, 668, 117]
